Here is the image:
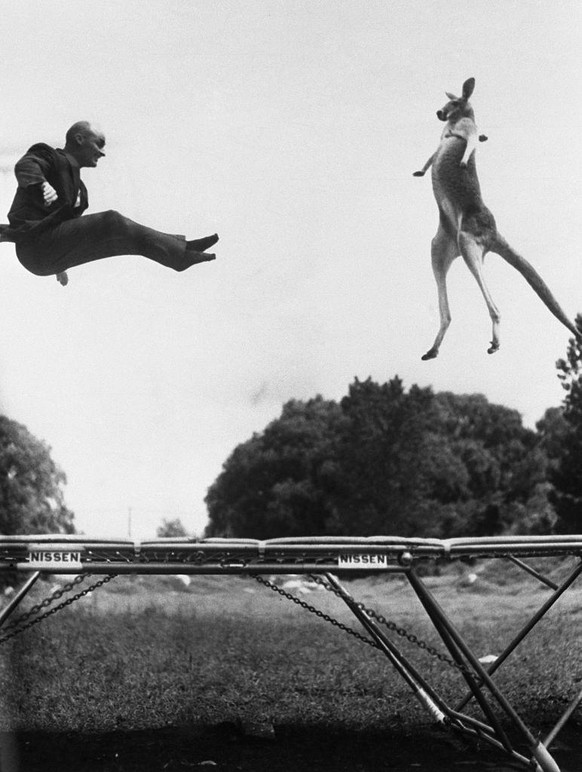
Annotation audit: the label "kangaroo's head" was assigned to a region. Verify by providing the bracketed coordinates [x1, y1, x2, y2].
[436, 78, 475, 123]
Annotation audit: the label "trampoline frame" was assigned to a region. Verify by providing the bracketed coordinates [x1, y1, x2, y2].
[2, 533, 582, 772]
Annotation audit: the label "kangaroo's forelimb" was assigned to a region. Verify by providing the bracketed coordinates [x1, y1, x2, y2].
[413, 135, 487, 178]
[413, 154, 435, 177]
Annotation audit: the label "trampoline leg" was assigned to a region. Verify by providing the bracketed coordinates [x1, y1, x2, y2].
[544, 685, 582, 748]
[323, 573, 448, 724]
[531, 741, 562, 772]
[406, 572, 514, 752]
[0, 572, 40, 628]
[325, 573, 535, 769]
[456, 559, 582, 713]
[406, 569, 562, 772]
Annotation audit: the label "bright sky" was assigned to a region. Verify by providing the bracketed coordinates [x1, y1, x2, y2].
[1, 0, 581, 539]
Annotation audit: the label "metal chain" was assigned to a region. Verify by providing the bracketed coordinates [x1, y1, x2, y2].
[0, 574, 116, 645]
[1, 569, 469, 678]
[254, 573, 469, 677]
[253, 574, 379, 648]
[307, 574, 466, 673]
[2, 574, 88, 632]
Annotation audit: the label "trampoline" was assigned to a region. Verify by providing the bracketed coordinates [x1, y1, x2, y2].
[1, 533, 582, 772]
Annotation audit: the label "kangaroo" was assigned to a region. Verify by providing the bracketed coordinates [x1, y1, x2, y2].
[414, 77, 580, 360]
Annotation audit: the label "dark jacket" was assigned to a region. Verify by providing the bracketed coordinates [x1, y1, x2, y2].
[0, 143, 88, 243]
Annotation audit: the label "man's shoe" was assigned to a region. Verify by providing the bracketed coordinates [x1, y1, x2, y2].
[186, 251, 216, 267]
[187, 234, 219, 252]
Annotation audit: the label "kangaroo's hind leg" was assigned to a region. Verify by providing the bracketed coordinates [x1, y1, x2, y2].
[422, 226, 459, 360]
[458, 231, 501, 354]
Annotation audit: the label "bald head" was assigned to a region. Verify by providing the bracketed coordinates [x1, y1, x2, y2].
[64, 121, 106, 168]
[65, 121, 94, 146]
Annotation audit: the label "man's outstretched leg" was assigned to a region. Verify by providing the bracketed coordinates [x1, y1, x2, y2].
[16, 210, 218, 278]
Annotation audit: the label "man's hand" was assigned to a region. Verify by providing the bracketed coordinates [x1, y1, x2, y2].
[56, 272, 68, 286]
[42, 182, 58, 207]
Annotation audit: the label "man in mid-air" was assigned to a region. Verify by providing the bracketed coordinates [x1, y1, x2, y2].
[0, 121, 218, 285]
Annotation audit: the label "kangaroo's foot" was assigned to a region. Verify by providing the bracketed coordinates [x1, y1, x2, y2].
[187, 234, 219, 252]
[487, 341, 500, 355]
[421, 347, 439, 360]
[413, 170, 426, 177]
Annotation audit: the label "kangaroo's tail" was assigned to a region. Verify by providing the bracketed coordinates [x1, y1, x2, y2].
[493, 235, 580, 338]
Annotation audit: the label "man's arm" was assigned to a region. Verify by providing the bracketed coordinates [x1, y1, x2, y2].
[14, 144, 58, 205]
[14, 144, 66, 285]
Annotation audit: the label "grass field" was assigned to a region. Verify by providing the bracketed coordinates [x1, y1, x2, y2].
[0, 558, 581, 770]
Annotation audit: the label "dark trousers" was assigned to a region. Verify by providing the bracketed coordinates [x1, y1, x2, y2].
[16, 210, 191, 275]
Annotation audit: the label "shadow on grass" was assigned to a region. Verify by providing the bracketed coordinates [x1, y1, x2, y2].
[8, 722, 581, 772]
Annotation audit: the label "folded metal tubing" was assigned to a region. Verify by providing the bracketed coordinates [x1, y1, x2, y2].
[5, 534, 582, 567]
[0, 537, 570, 772]
[407, 571, 515, 754]
[0, 571, 40, 628]
[14, 562, 409, 575]
[2, 533, 582, 548]
[544, 685, 582, 748]
[322, 573, 448, 725]
[325, 573, 536, 769]
[406, 570, 561, 772]
[440, 710, 533, 766]
[506, 555, 559, 590]
[456, 558, 582, 715]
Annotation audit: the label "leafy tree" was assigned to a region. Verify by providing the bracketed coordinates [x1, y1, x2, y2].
[0, 415, 75, 534]
[204, 378, 548, 539]
[205, 396, 344, 538]
[325, 377, 441, 536]
[432, 393, 547, 535]
[550, 316, 582, 533]
[157, 518, 189, 538]
[536, 406, 569, 471]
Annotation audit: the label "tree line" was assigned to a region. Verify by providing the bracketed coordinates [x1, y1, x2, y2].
[4, 318, 582, 540]
[205, 317, 582, 539]
[0, 415, 74, 535]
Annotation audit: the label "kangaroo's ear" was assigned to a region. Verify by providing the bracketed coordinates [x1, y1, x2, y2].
[445, 91, 458, 100]
[462, 78, 475, 100]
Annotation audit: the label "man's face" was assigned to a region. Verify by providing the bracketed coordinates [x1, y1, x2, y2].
[76, 128, 106, 168]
